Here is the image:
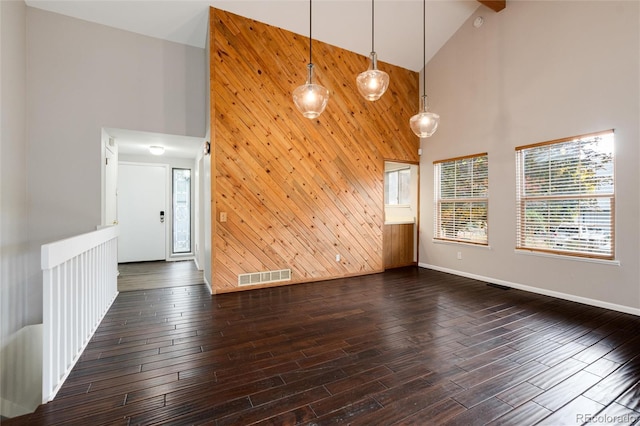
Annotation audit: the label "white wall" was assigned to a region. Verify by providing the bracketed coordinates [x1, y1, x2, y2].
[420, 1, 640, 313]
[26, 7, 206, 245]
[0, 0, 39, 417]
[0, 8, 207, 416]
[22, 6, 206, 323]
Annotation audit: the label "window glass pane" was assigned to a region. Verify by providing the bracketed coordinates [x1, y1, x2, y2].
[385, 168, 412, 206]
[456, 159, 472, 198]
[173, 168, 191, 254]
[516, 131, 614, 258]
[434, 154, 489, 245]
[472, 156, 489, 197]
[440, 162, 456, 199]
[398, 169, 411, 205]
[386, 171, 399, 205]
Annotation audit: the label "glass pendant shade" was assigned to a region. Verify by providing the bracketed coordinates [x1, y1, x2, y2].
[410, 95, 440, 138]
[411, 0, 439, 138]
[293, 64, 329, 119]
[356, 52, 389, 101]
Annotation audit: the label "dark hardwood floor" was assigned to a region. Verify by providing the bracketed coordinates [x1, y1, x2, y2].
[7, 267, 640, 425]
[117, 260, 204, 292]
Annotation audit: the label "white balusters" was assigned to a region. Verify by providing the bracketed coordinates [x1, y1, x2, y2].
[41, 226, 119, 403]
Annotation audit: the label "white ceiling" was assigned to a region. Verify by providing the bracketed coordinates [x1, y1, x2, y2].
[106, 128, 204, 159]
[28, 0, 486, 159]
[25, 0, 482, 72]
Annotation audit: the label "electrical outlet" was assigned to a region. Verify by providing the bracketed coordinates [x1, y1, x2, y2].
[220, 212, 227, 222]
[336, 254, 341, 262]
[457, 251, 462, 260]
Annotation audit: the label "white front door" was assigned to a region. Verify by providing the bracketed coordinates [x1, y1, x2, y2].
[118, 163, 167, 263]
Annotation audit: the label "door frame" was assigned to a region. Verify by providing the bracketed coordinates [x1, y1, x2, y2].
[118, 161, 172, 262]
[382, 159, 420, 269]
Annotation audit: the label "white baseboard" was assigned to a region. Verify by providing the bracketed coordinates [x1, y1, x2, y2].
[203, 274, 212, 295]
[419, 263, 640, 316]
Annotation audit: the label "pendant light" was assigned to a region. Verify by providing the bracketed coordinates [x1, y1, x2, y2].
[356, 0, 389, 101]
[410, 0, 440, 138]
[293, 0, 329, 119]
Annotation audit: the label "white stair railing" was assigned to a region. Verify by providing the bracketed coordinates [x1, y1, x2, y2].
[41, 225, 119, 403]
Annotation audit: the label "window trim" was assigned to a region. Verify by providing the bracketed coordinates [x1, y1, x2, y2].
[433, 152, 489, 246]
[515, 129, 615, 260]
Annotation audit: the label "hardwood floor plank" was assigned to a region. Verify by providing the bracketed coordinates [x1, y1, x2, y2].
[527, 357, 588, 390]
[495, 381, 544, 407]
[614, 380, 640, 411]
[588, 402, 640, 425]
[584, 357, 622, 378]
[351, 381, 464, 425]
[313, 397, 384, 425]
[488, 401, 552, 426]
[451, 358, 521, 389]
[583, 355, 640, 405]
[440, 396, 513, 425]
[310, 381, 388, 418]
[532, 370, 601, 411]
[452, 361, 548, 408]
[217, 387, 331, 426]
[6, 265, 640, 426]
[537, 395, 604, 425]
[395, 398, 466, 425]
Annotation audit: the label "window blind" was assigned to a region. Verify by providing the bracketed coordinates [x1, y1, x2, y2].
[515, 130, 614, 259]
[434, 153, 488, 245]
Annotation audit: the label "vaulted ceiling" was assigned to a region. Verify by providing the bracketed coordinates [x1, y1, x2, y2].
[25, 0, 503, 72]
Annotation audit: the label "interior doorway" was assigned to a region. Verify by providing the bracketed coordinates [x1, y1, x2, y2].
[383, 161, 419, 269]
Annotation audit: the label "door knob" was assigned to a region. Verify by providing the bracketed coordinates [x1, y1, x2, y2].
[160, 211, 165, 223]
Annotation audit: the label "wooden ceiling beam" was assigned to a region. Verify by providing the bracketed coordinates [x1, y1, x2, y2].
[478, 1, 506, 12]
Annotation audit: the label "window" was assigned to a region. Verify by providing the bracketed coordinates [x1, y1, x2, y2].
[515, 130, 614, 259]
[385, 168, 411, 205]
[434, 153, 488, 245]
[172, 168, 191, 254]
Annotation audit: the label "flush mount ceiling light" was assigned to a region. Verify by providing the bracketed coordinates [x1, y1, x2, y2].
[356, 0, 389, 101]
[292, 0, 329, 119]
[149, 145, 165, 156]
[410, 0, 440, 138]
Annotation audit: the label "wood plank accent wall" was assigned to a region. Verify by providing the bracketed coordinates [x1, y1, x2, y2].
[209, 7, 419, 293]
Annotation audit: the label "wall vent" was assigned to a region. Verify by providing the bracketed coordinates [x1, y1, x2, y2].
[238, 269, 291, 286]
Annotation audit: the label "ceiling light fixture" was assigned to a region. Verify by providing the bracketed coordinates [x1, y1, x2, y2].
[149, 145, 165, 155]
[356, 0, 389, 101]
[410, 0, 440, 138]
[292, 0, 329, 119]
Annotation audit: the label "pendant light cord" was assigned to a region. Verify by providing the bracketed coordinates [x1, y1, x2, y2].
[422, 0, 426, 97]
[309, 0, 313, 65]
[371, 0, 375, 52]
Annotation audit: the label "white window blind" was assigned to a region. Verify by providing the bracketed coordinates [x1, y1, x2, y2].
[515, 130, 614, 259]
[434, 153, 488, 245]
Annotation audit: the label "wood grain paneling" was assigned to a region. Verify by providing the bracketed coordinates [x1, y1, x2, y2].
[384, 224, 415, 269]
[209, 7, 419, 292]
